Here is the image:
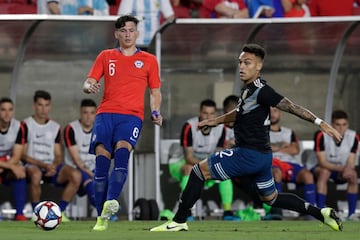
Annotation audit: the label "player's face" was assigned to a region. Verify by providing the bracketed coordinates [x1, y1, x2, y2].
[80, 106, 96, 128]
[332, 118, 349, 136]
[199, 106, 217, 121]
[270, 107, 281, 125]
[0, 102, 14, 124]
[33, 98, 51, 120]
[238, 52, 263, 84]
[115, 21, 139, 48]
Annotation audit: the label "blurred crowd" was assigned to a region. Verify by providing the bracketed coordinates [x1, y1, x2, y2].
[0, 0, 359, 18]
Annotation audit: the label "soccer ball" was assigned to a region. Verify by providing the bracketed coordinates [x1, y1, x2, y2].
[32, 201, 62, 231]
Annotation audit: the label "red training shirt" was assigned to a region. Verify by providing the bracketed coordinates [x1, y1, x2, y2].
[88, 48, 161, 120]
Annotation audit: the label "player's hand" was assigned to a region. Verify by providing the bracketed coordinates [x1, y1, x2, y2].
[341, 166, 354, 179]
[44, 164, 56, 177]
[319, 122, 342, 143]
[10, 164, 26, 179]
[84, 81, 101, 94]
[197, 119, 217, 131]
[151, 111, 163, 126]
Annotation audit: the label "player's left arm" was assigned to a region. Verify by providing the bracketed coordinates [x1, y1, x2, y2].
[275, 97, 342, 142]
[279, 131, 300, 155]
[150, 88, 163, 126]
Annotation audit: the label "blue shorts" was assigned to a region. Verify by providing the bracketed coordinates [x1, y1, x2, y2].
[77, 168, 94, 196]
[208, 147, 276, 198]
[311, 165, 347, 184]
[89, 113, 143, 155]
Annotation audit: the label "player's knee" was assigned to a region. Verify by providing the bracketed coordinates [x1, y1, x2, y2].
[191, 164, 205, 181]
[260, 191, 278, 206]
[198, 160, 211, 179]
[115, 140, 132, 152]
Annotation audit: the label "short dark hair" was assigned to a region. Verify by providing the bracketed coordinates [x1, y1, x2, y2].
[81, 99, 97, 108]
[242, 43, 266, 60]
[0, 97, 13, 105]
[332, 110, 348, 122]
[34, 90, 51, 102]
[200, 99, 216, 109]
[115, 15, 139, 29]
[223, 95, 239, 109]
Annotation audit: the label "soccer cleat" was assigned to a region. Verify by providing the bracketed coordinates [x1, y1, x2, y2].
[321, 208, 343, 231]
[101, 199, 120, 220]
[347, 214, 360, 221]
[92, 216, 108, 231]
[61, 212, 71, 222]
[14, 214, 28, 221]
[150, 220, 189, 232]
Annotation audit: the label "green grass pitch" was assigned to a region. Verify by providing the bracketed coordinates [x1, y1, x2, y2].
[0, 220, 358, 240]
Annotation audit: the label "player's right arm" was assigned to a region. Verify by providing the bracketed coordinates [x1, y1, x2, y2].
[198, 108, 237, 130]
[0, 159, 25, 179]
[83, 78, 101, 94]
[84, 51, 104, 94]
[278, 131, 300, 155]
[22, 143, 55, 173]
[64, 125, 94, 177]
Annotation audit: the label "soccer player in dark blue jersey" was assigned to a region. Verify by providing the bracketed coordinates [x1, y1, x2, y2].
[151, 43, 343, 232]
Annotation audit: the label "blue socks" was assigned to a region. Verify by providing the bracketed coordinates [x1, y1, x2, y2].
[107, 148, 130, 200]
[93, 149, 130, 215]
[347, 193, 358, 216]
[94, 155, 111, 215]
[316, 193, 326, 208]
[304, 183, 316, 205]
[12, 178, 26, 215]
[58, 200, 69, 212]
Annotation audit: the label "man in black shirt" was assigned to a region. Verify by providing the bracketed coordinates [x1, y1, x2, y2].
[151, 43, 343, 232]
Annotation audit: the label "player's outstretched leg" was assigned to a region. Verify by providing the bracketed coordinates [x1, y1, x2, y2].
[150, 221, 189, 232]
[150, 164, 205, 232]
[270, 192, 343, 231]
[321, 208, 343, 231]
[92, 199, 119, 231]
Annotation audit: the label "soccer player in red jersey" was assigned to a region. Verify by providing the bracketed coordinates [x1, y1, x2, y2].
[83, 14, 162, 231]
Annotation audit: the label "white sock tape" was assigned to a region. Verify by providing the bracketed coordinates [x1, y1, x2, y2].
[314, 118, 322, 126]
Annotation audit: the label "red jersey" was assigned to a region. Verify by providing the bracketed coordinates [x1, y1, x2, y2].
[308, 0, 355, 16]
[88, 48, 161, 120]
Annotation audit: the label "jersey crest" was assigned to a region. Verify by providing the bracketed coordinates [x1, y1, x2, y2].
[134, 60, 144, 69]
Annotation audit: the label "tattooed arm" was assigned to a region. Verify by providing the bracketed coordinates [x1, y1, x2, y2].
[276, 97, 342, 142]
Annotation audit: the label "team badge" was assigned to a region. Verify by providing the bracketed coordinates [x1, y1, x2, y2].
[134, 60, 144, 69]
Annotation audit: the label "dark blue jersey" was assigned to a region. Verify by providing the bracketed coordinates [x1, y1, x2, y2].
[234, 78, 283, 152]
